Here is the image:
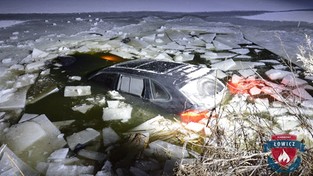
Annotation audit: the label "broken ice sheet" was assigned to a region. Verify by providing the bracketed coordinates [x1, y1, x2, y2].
[66, 128, 100, 150]
[292, 87, 313, 100]
[281, 74, 307, 87]
[48, 148, 69, 162]
[265, 69, 294, 80]
[31, 48, 49, 60]
[0, 145, 40, 176]
[14, 73, 38, 88]
[238, 69, 256, 78]
[201, 51, 237, 60]
[3, 121, 47, 154]
[102, 127, 121, 147]
[77, 149, 106, 161]
[210, 59, 236, 71]
[230, 61, 265, 70]
[2, 114, 67, 163]
[174, 52, 194, 62]
[0, 87, 28, 110]
[64, 86, 91, 97]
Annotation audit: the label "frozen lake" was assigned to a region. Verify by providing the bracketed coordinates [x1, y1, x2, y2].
[0, 11, 313, 175]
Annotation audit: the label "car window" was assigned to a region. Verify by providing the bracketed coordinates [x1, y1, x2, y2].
[150, 80, 170, 100]
[118, 75, 144, 97]
[91, 73, 119, 89]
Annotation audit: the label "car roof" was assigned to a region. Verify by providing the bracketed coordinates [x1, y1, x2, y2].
[95, 59, 215, 87]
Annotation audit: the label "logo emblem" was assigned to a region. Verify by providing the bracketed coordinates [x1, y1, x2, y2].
[263, 134, 305, 173]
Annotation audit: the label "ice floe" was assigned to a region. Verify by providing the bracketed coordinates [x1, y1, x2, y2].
[66, 128, 100, 150]
[64, 86, 91, 97]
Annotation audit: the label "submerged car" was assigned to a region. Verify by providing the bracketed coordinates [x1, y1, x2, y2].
[89, 59, 226, 117]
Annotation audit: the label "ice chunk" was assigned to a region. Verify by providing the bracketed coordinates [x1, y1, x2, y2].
[0, 89, 15, 104]
[210, 69, 227, 79]
[230, 48, 250, 55]
[265, 69, 293, 80]
[66, 128, 100, 150]
[213, 40, 234, 50]
[68, 76, 81, 81]
[107, 90, 125, 100]
[234, 55, 252, 60]
[202, 51, 236, 60]
[102, 127, 121, 147]
[174, 53, 194, 62]
[211, 59, 236, 71]
[32, 48, 49, 59]
[281, 75, 307, 87]
[14, 73, 38, 88]
[199, 33, 216, 43]
[160, 42, 185, 50]
[72, 104, 94, 114]
[3, 121, 47, 153]
[48, 148, 69, 162]
[64, 86, 91, 97]
[238, 69, 256, 78]
[25, 60, 46, 72]
[205, 43, 215, 50]
[18, 113, 38, 123]
[292, 88, 313, 100]
[46, 163, 94, 176]
[145, 140, 189, 159]
[259, 59, 281, 64]
[0, 87, 28, 110]
[272, 64, 288, 70]
[36, 162, 49, 175]
[0, 145, 40, 176]
[155, 53, 173, 61]
[107, 100, 120, 108]
[102, 102, 132, 122]
[230, 61, 265, 70]
[77, 149, 106, 161]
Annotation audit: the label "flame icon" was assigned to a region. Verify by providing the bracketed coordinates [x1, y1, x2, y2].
[278, 149, 290, 163]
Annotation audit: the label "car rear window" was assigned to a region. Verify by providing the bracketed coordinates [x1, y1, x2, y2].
[150, 80, 170, 100]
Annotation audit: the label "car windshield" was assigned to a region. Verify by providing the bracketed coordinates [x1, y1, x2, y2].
[180, 76, 225, 109]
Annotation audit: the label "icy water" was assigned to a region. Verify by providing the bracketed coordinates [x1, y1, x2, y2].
[25, 53, 176, 136]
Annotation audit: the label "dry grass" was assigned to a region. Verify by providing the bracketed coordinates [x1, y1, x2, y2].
[297, 34, 313, 76]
